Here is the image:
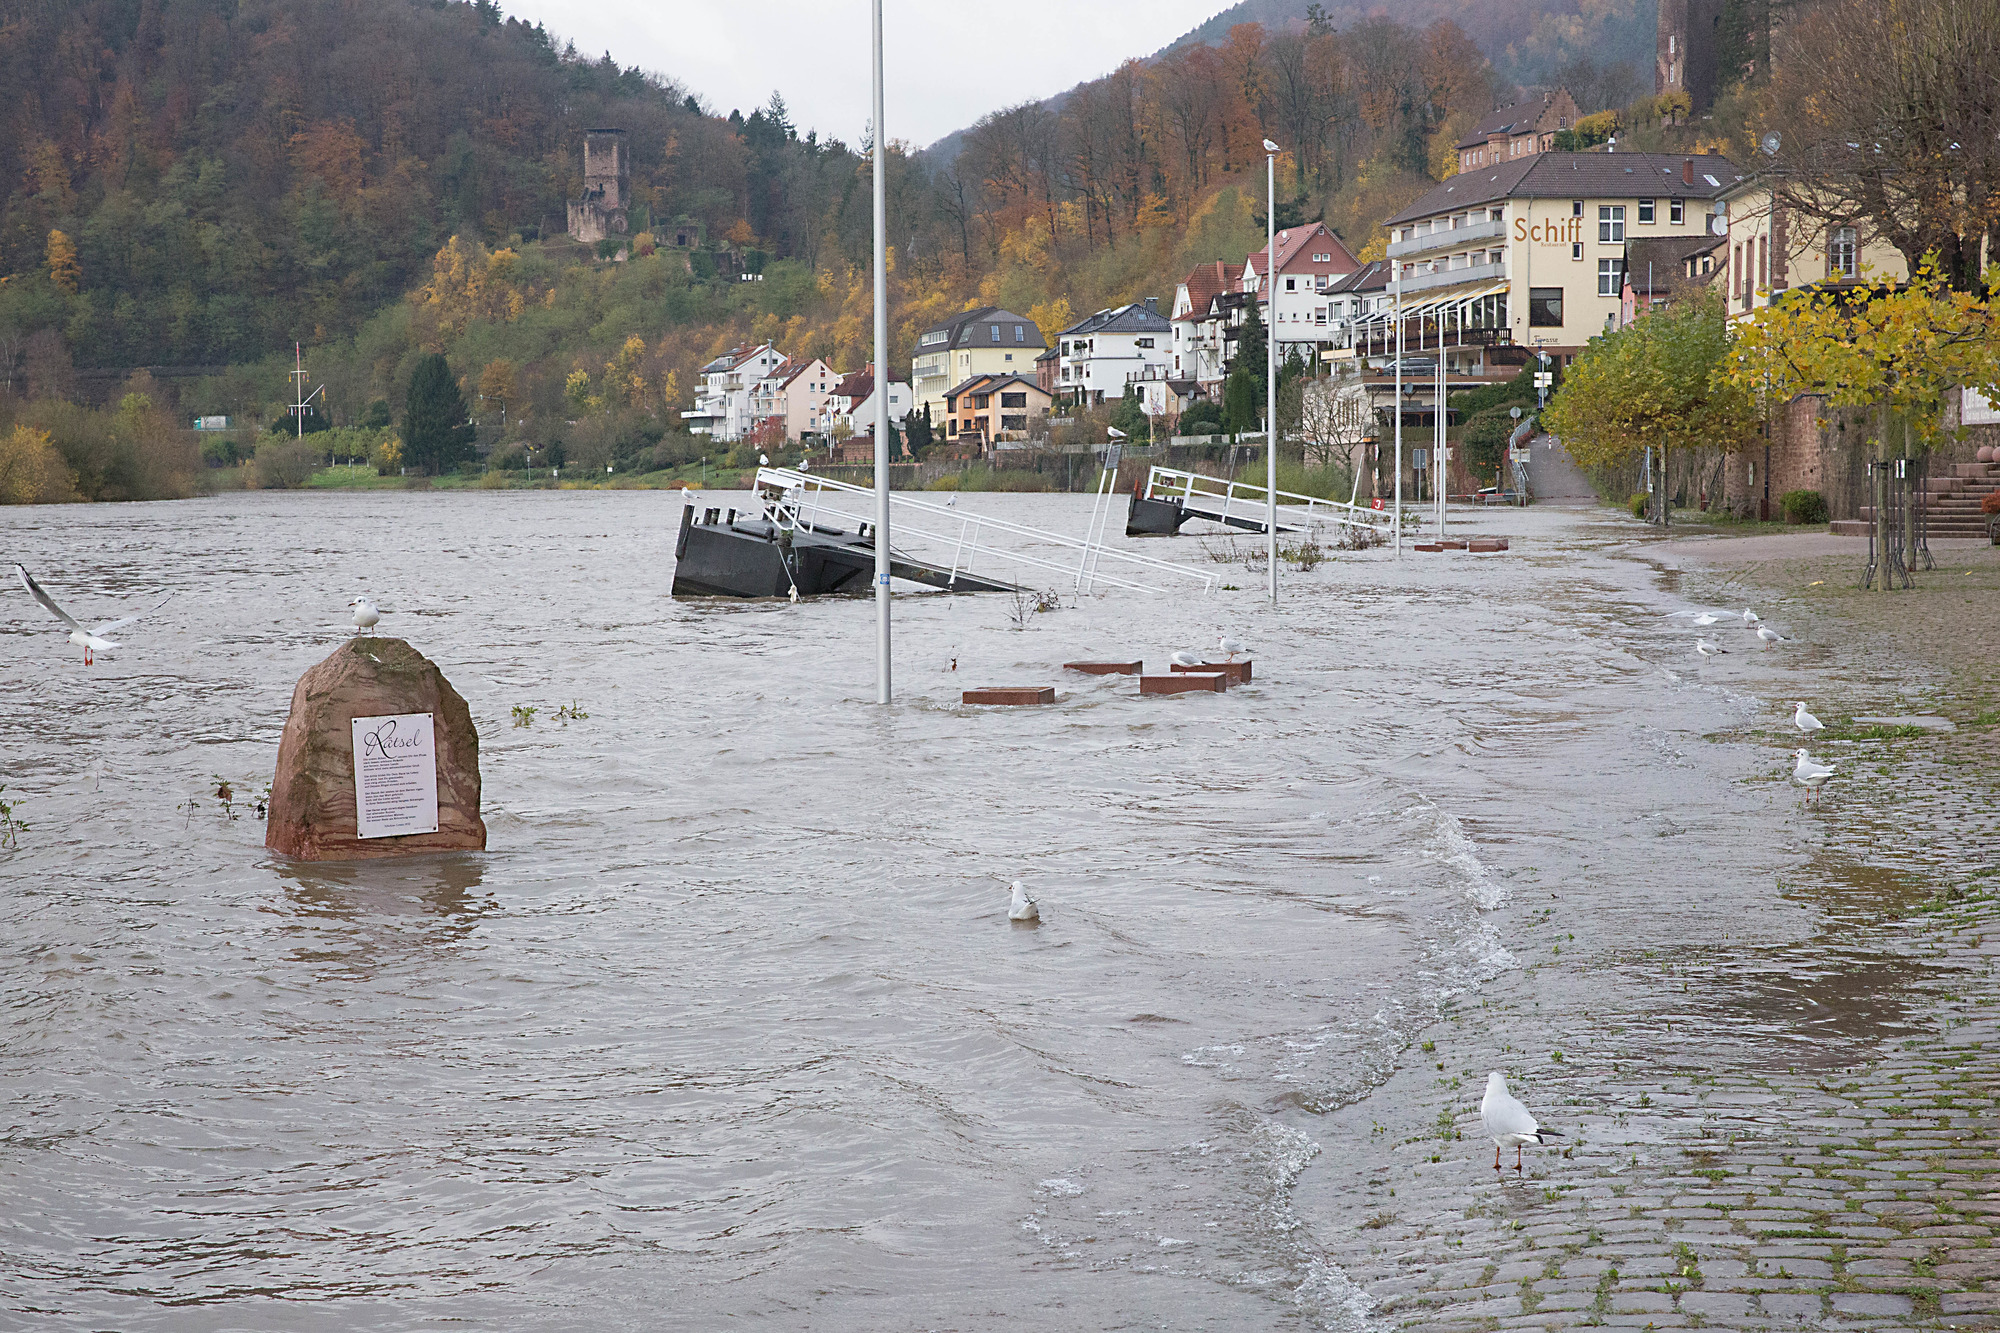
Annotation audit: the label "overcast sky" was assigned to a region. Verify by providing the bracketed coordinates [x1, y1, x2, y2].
[500, 0, 1224, 148]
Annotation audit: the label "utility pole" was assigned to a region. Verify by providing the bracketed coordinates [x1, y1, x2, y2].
[1263, 139, 1280, 602]
[871, 0, 891, 703]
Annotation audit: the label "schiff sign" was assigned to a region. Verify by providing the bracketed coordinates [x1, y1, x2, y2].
[1516, 218, 1585, 245]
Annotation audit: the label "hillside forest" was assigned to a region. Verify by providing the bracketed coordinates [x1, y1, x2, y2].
[0, 0, 1725, 491]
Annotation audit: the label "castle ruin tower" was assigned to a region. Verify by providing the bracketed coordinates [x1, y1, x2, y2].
[567, 128, 630, 245]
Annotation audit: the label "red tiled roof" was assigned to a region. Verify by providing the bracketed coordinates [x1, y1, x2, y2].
[1245, 222, 1359, 280]
[1175, 260, 1241, 322]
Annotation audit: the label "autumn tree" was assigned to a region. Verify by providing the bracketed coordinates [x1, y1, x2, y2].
[44, 230, 79, 294]
[1760, 0, 2000, 292]
[1544, 291, 1759, 524]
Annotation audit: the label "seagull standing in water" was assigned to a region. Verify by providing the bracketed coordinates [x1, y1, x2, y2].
[1793, 750, 1835, 802]
[1741, 609, 1760, 624]
[1482, 1072, 1563, 1172]
[15, 565, 172, 666]
[1756, 625, 1785, 649]
[1793, 701, 1824, 735]
[1008, 881, 1040, 923]
[1694, 638, 1727, 662]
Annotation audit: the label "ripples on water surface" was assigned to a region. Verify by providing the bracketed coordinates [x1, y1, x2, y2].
[0, 491, 1953, 1329]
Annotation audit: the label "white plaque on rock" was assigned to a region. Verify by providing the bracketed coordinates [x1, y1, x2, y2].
[351, 712, 440, 839]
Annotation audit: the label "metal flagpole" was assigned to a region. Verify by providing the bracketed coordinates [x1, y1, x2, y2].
[1263, 140, 1279, 602]
[1393, 269, 1402, 557]
[871, 0, 891, 704]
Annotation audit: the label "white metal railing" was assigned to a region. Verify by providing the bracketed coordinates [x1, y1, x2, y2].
[755, 467, 1216, 596]
[1144, 464, 1390, 534]
[1386, 216, 1507, 260]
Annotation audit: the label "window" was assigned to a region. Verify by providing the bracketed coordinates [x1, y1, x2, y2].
[972, 393, 989, 409]
[989, 325, 1000, 342]
[1529, 287, 1564, 326]
[1572, 200, 1584, 217]
[1830, 226, 1857, 278]
[1670, 198, 1685, 224]
[1572, 242, 1584, 261]
[946, 419, 957, 436]
[1758, 235, 1769, 288]
[1004, 353, 1013, 362]
[1001, 414, 1026, 431]
[1014, 325, 1025, 342]
[1312, 252, 1330, 262]
[1598, 258, 1625, 296]
[1135, 337, 1155, 349]
[1490, 208, 1504, 222]
[1060, 341, 1070, 355]
[1598, 205, 1625, 242]
[1285, 277, 1296, 291]
[1638, 199, 1655, 224]
[1001, 392, 1027, 409]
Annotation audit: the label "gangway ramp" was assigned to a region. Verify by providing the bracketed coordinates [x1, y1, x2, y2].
[671, 467, 1218, 599]
[1127, 466, 1390, 539]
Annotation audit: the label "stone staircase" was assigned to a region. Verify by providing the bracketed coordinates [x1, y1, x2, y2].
[1840, 460, 2000, 538]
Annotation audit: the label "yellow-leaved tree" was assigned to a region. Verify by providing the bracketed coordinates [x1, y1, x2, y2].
[1543, 289, 1759, 524]
[0, 425, 78, 503]
[45, 229, 79, 293]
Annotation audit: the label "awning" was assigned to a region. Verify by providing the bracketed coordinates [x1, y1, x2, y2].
[1350, 280, 1511, 335]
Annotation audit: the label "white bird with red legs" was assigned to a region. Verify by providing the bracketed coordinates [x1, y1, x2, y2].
[1481, 1071, 1564, 1173]
[15, 564, 172, 665]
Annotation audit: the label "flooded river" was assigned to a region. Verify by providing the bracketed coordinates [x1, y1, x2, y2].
[0, 491, 1977, 1330]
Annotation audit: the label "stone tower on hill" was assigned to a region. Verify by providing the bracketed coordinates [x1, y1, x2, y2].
[567, 129, 629, 245]
[1658, 0, 1771, 113]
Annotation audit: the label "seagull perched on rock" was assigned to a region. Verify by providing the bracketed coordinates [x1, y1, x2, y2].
[348, 597, 394, 633]
[1793, 702, 1823, 735]
[1756, 625, 1785, 649]
[1482, 1072, 1563, 1172]
[16, 564, 172, 666]
[1216, 634, 1247, 661]
[1793, 750, 1835, 802]
[1008, 881, 1040, 923]
[1694, 638, 1727, 661]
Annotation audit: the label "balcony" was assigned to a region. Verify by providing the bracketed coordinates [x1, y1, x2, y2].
[1388, 260, 1508, 298]
[1386, 216, 1506, 260]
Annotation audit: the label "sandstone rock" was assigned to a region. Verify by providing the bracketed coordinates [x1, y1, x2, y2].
[266, 637, 486, 860]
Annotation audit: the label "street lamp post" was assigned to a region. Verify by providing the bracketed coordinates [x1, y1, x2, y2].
[1262, 138, 1280, 603]
[1392, 267, 1402, 557]
[870, 0, 891, 703]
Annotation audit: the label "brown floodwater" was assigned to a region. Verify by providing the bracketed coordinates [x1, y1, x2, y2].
[0, 491, 1979, 1330]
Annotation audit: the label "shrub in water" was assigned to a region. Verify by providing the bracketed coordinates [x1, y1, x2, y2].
[1780, 489, 1828, 525]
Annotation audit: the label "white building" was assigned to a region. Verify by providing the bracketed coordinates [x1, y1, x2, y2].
[1055, 299, 1172, 407]
[818, 365, 910, 440]
[1240, 221, 1363, 354]
[683, 343, 788, 441]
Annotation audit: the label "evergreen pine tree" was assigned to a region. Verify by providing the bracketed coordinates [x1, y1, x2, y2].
[403, 353, 477, 474]
[1234, 301, 1269, 406]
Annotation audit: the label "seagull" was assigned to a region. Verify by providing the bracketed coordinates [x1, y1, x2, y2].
[1756, 626, 1784, 649]
[681, 486, 696, 504]
[1216, 634, 1247, 661]
[1741, 609, 1760, 624]
[945, 495, 957, 507]
[1008, 880, 1040, 923]
[1793, 701, 1823, 734]
[1481, 1072, 1563, 1172]
[1793, 749, 1835, 802]
[15, 565, 172, 666]
[758, 452, 770, 466]
[1170, 650, 1202, 668]
[1694, 638, 1727, 661]
[348, 597, 394, 632]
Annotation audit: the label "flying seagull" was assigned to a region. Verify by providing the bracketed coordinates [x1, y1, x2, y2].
[15, 564, 171, 666]
[1481, 1072, 1563, 1172]
[1008, 880, 1040, 923]
[348, 597, 395, 632]
[1216, 634, 1248, 661]
[1793, 749, 1835, 802]
[1793, 701, 1824, 734]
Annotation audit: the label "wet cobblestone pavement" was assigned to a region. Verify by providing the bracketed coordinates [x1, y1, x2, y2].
[1298, 534, 2000, 1332]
